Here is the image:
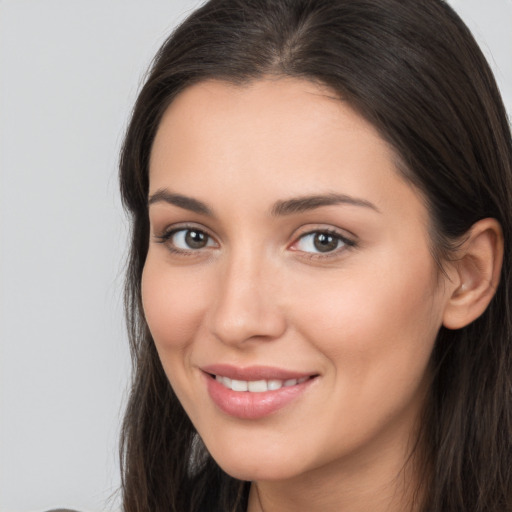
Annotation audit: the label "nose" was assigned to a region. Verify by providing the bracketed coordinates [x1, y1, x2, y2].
[208, 251, 287, 347]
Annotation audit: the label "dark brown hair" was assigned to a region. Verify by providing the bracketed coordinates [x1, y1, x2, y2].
[119, 1, 512, 510]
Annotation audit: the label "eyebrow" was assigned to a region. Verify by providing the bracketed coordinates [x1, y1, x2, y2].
[271, 193, 379, 216]
[148, 189, 213, 216]
[147, 189, 379, 216]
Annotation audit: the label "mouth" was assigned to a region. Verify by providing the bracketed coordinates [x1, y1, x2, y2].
[209, 373, 314, 392]
[201, 365, 318, 419]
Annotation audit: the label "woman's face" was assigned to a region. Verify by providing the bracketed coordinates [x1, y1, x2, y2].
[142, 78, 453, 483]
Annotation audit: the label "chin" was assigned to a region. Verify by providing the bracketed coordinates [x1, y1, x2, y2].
[217, 460, 298, 483]
[206, 443, 310, 482]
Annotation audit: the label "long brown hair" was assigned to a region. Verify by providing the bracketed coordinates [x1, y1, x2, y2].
[119, 1, 512, 510]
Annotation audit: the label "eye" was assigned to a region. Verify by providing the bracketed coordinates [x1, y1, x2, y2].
[293, 230, 353, 254]
[158, 228, 217, 251]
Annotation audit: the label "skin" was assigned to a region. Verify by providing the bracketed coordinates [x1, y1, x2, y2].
[142, 78, 460, 511]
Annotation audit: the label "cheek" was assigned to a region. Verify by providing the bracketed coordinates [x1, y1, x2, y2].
[283, 255, 442, 450]
[288, 250, 442, 376]
[141, 253, 210, 351]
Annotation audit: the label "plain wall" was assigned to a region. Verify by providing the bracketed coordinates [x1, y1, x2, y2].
[0, 1, 510, 511]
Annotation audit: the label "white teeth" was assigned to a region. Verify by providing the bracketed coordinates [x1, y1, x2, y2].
[248, 380, 267, 392]
[231, 379, 248, 391]
[215, 375, 310, 392]
[267, 379, 283, 391]
[216, 375, 231, 386]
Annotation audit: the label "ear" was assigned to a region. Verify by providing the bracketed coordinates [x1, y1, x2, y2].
[442, 218, 504, 330]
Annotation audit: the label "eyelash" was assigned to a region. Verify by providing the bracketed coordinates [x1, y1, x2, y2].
[154, 224, 217, 256]
[290, 228, 356, 259]
[154, 225, 356, 259]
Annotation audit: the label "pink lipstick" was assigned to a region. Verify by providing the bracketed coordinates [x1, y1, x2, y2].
[202, 365, 317, 420]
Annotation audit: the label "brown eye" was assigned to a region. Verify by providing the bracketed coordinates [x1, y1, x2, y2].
[168, 228, 215, 250]
[184, 229, 208, 249]
[293, 230, 353, 255]
[313, 233, 339, 252]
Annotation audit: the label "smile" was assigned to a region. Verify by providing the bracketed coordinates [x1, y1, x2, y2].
[214, 375, 310, 392]
[202, 366, 318, 419]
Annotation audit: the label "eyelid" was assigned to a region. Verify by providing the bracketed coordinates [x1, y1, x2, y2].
[288, 226, 357, 258]
[152, 222, 356, 258]
[153, 223, 219, 252]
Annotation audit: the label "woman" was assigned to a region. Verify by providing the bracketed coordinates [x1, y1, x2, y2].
[118, 0, 512, 510]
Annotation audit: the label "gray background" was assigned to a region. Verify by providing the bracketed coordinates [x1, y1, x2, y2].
[0, 1, 510, 511]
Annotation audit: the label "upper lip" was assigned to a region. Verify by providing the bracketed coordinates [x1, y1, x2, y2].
[201, 364, 317, 381]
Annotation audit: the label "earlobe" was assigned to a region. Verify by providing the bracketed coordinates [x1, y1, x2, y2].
[442, 218, 504, 330]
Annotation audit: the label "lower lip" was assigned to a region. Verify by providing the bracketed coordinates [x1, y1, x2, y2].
[204, 374, 315, 420]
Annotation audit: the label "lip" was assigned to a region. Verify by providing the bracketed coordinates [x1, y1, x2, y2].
[201, 364, 318, 420]
[201, 364, 314, 381]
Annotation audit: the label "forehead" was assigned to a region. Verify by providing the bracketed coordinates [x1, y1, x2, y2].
[152, 78, 384, 155]
[149, 78, 425, 225]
